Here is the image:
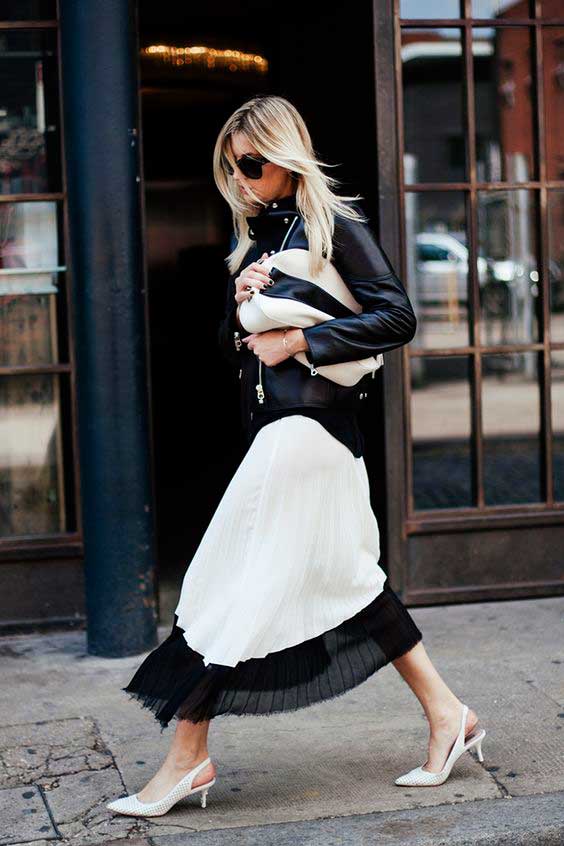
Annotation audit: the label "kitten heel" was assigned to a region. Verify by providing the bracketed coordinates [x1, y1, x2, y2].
[466, 728, 486, 763]
[200, 786, 210, 808]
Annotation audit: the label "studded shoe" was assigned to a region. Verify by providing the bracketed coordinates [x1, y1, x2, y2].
[394, 704, 486, 787]
[106, 756, 216, 816]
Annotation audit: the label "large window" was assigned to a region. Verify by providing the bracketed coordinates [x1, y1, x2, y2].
[0, 13, 78, 542]
[399, 0, 564, 517]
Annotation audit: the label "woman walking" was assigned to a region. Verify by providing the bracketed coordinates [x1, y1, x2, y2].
[107, 95, 485, 818]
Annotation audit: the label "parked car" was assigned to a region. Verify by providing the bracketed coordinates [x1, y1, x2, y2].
[415, 232, 488, 305]
[415, 232, 564, 318]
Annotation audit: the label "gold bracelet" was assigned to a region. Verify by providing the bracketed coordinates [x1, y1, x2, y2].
[282, 328, 293, 356]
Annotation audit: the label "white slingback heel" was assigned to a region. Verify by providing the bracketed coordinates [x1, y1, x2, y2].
[106, 756, 216, 817]
[394, 703, 486, 787]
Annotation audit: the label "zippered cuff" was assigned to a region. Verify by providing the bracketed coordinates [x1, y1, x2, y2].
[302, 330, 317, 366]
[225, 300, 242, 351]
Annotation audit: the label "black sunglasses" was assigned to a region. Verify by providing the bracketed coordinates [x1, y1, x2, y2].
[223, 153, 269, 180]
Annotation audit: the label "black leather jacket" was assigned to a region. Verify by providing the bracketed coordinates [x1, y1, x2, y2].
[218, 192, 417, 429]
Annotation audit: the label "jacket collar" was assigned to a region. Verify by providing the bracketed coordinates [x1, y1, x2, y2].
[245, 191, 299, 243]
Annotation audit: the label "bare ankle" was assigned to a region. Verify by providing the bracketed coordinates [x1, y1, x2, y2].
[167, 747, 208, 769]
[426, 698, 463, 729]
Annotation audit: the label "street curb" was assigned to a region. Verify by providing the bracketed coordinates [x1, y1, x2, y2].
[114, 790, 564, 846]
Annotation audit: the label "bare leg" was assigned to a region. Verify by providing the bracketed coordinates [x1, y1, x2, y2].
[392, 642, 479, 773]
[137, 718, 216, 803]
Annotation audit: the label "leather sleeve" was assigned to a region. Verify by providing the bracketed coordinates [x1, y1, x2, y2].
[302, 207, 417, 367]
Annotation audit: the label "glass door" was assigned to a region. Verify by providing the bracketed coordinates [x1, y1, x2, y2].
[387, 0, 564, 601]
[0, 13, 79, 546]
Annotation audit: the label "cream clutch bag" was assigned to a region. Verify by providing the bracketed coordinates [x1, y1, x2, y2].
[238, 248, 383, 387]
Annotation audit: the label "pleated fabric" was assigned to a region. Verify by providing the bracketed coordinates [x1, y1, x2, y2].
[173, 415, 388, 667]
[124, 582, 422, 728]
[123, 415, 423, 728]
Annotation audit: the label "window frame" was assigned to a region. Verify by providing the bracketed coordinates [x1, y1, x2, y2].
[0, 10, 82, 558]
[395, 0, 564, 527]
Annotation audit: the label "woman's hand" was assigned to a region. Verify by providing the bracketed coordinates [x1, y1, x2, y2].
[242, 327, 310, 366]
[234, 252, 272, 305]
[234, 251, 311, 364]
[233, 252, 272, 329]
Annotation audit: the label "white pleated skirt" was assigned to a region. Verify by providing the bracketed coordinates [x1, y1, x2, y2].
[174, 415, 388, 668]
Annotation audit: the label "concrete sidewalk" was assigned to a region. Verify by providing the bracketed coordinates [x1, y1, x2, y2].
[0, 595, 562, 846]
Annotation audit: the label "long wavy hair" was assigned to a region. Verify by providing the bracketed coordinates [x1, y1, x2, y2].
[213, 95, 368, 278]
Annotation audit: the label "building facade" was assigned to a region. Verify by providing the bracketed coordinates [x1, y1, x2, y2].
[0, 1, 562, 651]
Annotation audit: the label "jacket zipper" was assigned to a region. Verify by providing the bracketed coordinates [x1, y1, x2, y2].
[279, 215, 299, 251]
[254, 213, 300, 406]
[256, 358, 265, 404]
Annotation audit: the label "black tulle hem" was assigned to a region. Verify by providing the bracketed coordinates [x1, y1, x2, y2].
[122, 581, 422, 730]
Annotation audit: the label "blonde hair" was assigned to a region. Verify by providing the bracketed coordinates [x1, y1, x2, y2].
[213, 95, 368, 278]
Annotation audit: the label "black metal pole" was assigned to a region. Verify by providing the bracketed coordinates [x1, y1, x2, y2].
[59, 0, 158, 656]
